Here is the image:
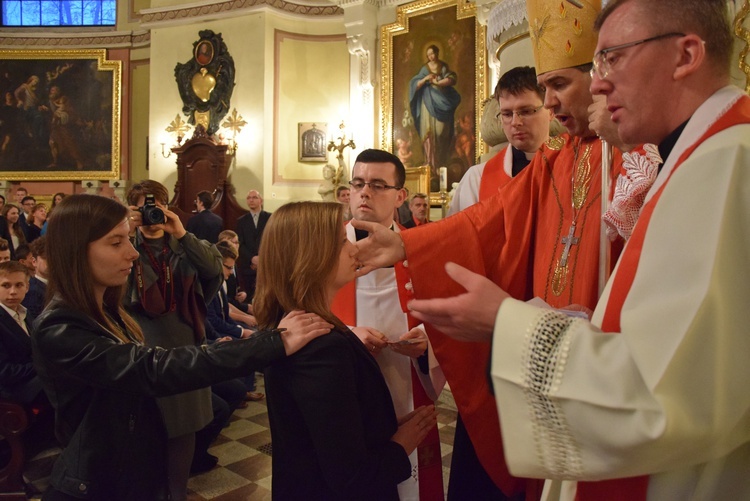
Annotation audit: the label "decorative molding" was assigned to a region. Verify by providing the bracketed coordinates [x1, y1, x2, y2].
[333, 0, 379, 8]
[139, 0, 342, 27]
[0, 31, 150, 49]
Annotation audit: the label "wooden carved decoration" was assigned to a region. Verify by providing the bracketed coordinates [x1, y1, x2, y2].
[174, 30, 235, 135]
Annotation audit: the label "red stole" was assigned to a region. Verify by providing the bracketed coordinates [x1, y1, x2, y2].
[331, 262, 445, 501]
[478, 146, 513, 201]
[576, 95, 750, 501]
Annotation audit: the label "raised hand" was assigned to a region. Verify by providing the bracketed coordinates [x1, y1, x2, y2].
[350, 219, 406, 275]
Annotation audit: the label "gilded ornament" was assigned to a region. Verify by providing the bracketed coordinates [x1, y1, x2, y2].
[191, 68, 216, 103]
[571, 144, 593, 209]
[734, 0, 750, 93]
[546, 136, 566, 150]
[174, 30, 235, 135]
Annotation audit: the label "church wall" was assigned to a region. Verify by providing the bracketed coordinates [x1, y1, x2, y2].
[263, 21, 349, 211]
[129, 56, 151, 185]
[147, 10, 348, 213]
[148, 13, 268, 205]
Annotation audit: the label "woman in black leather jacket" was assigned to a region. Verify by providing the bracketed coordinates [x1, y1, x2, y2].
[31, 194, 332, 500]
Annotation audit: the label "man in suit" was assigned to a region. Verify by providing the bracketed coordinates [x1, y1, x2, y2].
[0, 260, 43, 405]
[185, 190, 223, 243]
[234, 189, 270, 299]
[206, 242, 254, 340]
[19, 196, 36, 238]
[402, 192, 429, 228]
[218, 230, 254, 317]
[22, 236, 47, 318]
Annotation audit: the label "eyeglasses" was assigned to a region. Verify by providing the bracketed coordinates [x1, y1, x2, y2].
[349, 179, 402, 192]
[592, 32, 685, 79]
[496, 105, 544, 124]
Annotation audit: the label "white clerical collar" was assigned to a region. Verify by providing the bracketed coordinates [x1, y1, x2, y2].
[36, 275, 49, 285]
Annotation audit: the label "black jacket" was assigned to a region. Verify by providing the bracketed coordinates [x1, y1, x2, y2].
[32, 300, 287, 500]
[185, 209, 224, 244]
[0, 306, 40, 403]
[235, 210, 270, 272]
[265, 328, 410, 500]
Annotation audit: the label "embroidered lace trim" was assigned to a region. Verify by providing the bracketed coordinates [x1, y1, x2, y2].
[488, 0, 528, 41]
[522, 310, 583, 478]
[602, 144, 662, 241]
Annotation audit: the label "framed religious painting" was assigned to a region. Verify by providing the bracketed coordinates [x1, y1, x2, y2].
[298, 122, 329, 162]
[380, 0, 487, 193]
[0, 49, 121, 181]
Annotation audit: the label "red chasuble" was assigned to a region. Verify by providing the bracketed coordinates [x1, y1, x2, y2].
[397, 134, 623, 499]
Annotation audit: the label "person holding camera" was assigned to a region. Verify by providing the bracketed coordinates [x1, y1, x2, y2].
[124, 180, 221, 501]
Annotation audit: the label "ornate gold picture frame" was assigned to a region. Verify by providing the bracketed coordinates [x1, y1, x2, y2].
[0, 49, 121, 181]
[380, 0, 487, 192]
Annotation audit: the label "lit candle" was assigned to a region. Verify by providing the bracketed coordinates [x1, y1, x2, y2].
[439, 167, 448, 192]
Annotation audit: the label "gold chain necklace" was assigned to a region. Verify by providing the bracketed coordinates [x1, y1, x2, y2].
[551, 139, 594, 296]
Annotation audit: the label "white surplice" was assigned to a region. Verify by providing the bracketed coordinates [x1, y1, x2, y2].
[347, 222, 445, 501]
[490, 86, 750, 500]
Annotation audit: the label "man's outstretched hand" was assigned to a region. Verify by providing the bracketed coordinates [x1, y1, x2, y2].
[351, 219, 407, 275]
[407, 262, 509, 342]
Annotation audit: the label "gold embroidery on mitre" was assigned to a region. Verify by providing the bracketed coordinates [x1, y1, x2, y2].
[573, 18, 583, 36]
[546, 136, 566, 150]
[526, 0, 602, 74]
[565, 40, 574, 57]
[530, 15, 553, 52]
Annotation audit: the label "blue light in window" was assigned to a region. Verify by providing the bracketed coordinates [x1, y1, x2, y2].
[2, 0, 116, 26]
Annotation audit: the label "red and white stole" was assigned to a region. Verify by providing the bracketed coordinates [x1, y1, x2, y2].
[576, 93, 750, 501]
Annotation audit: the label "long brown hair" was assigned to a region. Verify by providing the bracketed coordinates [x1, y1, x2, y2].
[254, 201, 345, 330]
[2, 203, 26, 245]
[46, 194, 143, 343]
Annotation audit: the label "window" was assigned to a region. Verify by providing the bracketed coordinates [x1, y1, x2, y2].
[1, 0, 116, 26]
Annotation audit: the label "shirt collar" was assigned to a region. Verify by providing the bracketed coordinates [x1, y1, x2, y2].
[657, 119, 689, 172]
[0, 301, 26, 320]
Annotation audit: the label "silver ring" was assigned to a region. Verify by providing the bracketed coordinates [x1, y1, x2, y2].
[309, 316, 313, 324]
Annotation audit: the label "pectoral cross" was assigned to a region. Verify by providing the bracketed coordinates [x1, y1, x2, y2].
[559, 222, 579, 268]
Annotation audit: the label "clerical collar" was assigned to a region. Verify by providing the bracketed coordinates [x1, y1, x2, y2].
[354, 228, 368, 241]
[658, 119, 689, 172]
[510, 146, 532, 177]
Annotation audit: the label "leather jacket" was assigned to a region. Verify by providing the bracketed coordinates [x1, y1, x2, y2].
[32, 300, 286, 500]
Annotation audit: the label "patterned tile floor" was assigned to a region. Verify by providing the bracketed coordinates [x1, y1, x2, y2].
[25, 380, 458, 500]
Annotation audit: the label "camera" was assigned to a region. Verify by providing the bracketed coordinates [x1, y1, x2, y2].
[138, 194, 166, 226]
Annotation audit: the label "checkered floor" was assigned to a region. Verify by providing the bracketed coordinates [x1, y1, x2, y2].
[25, 380, 458, 500]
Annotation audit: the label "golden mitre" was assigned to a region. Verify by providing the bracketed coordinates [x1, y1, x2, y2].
[526, 0, 602, 75]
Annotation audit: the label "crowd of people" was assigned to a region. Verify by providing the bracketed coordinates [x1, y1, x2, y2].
[0, 0, 747, 500]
